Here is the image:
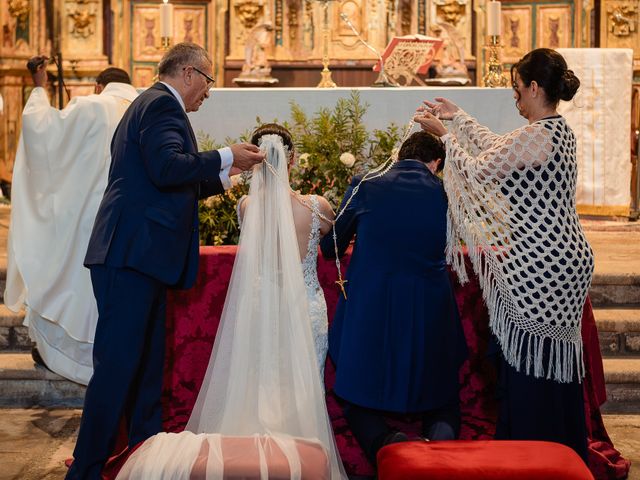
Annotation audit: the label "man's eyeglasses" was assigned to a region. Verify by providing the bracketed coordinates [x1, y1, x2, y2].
[185, 66, 215, 87]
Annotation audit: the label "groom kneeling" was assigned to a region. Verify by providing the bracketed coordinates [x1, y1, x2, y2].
[321, 131, 467, 467]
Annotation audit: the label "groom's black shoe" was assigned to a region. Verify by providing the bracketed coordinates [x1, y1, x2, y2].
[381, 430, 409, 447]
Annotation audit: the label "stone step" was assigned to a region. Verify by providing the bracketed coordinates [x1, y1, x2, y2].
[0, 353, 85, 408]
[602, 357, 640, 414]
[3, 305, 640, 360]
[590, 274, 640, 307]
[0, 304, 29, 350]
[594, 307, 640, 356]
[0, 271, 638, 305]
[0, 351, 638, 414]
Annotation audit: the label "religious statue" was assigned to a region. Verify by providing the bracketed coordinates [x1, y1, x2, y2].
[233, 22, 279, 86]
[427, 22, 470, 85]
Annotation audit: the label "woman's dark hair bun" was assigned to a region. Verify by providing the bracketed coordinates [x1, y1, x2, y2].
[559, 69, 580, 101]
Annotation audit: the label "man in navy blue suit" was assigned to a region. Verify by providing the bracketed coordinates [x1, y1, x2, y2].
[321, 131, 467, 468]
[66, 43, 264, 480]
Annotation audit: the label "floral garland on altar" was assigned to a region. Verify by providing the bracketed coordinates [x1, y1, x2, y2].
[198, 91, 402, 246]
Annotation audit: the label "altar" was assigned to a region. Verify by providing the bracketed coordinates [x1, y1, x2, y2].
[187, 86, 525, 142]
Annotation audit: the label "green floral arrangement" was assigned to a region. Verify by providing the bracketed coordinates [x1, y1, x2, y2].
[287, 91, 402, 208]
[198, 91, 402, 246]
[197, 133, 251, 246]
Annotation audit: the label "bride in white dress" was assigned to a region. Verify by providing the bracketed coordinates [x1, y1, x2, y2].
[237, 125, 334, 379]
[115, 124, 345, 479]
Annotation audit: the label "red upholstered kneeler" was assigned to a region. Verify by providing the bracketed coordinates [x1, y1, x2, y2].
[377, 440, 595, 480]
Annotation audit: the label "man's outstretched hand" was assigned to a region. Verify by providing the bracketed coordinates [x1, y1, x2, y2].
[27, 56, 49, 88]
[229, 143, 265, 176]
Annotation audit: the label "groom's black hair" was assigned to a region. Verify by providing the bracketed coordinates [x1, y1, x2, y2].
[250, 123, 294, 152]
[398, 131, 446, 172]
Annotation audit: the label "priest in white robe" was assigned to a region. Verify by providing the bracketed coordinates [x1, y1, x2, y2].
[4, 60, 138, 384]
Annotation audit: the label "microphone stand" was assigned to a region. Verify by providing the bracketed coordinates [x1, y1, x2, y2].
[56, 52, 64, 109]
[339, 13, 398, 87]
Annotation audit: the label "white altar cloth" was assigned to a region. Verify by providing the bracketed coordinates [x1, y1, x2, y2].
[189, 86, 524, 143]
[558, 48, 633, 216]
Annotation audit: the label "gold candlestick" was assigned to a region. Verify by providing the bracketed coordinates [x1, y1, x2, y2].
[483, 35, 508, 87]
[161, 36, 172, 50]
[317, 0, 337, 88]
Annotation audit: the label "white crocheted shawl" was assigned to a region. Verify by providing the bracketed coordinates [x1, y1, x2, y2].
[442, 110, 594, 383]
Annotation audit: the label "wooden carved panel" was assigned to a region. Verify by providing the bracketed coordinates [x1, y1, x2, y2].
[333, 0, 365, 48]
[601, 0, 640, 69]
[63, 0, 104, 58]
[132, 65, 156, 87]
[502, 5, 532, 63]
[536, 5, 572, 49]
[131, 2, 208, 86]
[132, 4, 163, 61]
[175, 7, 206, 46]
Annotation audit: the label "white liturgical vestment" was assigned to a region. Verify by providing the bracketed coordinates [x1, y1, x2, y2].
[5, 82, 138, 384]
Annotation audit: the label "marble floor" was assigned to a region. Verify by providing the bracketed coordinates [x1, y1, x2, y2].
[0, 408, 637, 480]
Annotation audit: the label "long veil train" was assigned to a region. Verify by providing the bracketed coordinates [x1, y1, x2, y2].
[116, 135, 346, 479]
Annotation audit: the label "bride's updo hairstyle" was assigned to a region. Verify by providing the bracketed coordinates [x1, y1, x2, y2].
[511, 48, 580, 107]
[250, 123, 295, 165]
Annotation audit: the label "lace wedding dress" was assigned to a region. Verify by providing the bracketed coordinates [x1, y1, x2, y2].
[300, 195, 329, 380]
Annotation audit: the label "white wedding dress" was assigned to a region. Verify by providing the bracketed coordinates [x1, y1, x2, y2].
[116, 136, 345, 480]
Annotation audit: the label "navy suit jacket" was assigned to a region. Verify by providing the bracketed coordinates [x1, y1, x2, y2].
[85, 83, 224, 289]
[320, 160, 467, 413]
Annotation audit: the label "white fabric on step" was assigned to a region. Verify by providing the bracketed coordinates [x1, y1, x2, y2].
[557, 48, 633, 215]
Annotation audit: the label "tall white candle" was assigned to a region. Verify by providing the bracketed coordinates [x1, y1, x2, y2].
[487, 1, 501, 36]
[160, 0, 173, 38]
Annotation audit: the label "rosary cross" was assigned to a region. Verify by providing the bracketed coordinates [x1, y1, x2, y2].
[335, 278, 348, 299]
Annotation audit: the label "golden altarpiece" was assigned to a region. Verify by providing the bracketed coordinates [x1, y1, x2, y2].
[1, 0, 640, 186]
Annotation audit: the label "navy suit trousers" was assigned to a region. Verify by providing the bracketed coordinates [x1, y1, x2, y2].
[66, 265, 166, 480]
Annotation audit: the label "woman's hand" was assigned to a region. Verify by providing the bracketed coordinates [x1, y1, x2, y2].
[413, 111, 448, 137]
[418, 97, 460, 121]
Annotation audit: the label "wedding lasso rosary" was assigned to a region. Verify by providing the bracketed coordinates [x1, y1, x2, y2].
[262, 118, 417, 300]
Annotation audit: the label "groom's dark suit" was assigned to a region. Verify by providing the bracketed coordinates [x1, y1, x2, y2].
[321, 159, 467, 465]
[67, 83, 225, 480]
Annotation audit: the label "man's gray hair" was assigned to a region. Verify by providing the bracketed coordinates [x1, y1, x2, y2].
[158, 42, 211, 78]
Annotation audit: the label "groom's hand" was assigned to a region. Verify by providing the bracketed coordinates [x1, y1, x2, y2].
[230, 143, 264, 175]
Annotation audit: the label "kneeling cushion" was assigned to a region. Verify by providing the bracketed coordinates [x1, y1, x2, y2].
[377, 440, 594, 480]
